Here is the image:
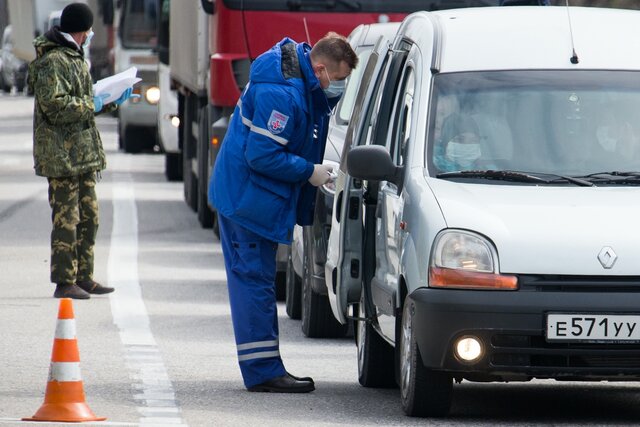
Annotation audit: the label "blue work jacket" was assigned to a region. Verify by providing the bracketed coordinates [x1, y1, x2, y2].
[208, 38, 338, 244]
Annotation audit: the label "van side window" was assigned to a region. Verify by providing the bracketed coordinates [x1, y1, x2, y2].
[363, 51, 408, 149]
[389, 68, 415, 167]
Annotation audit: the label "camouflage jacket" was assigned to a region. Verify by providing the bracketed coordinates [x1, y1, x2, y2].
[28, 28, 116, 178]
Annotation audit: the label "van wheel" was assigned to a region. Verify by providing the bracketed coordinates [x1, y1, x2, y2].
[285, 246, 301, 319]
[399, 297, 452, 417]
[356, 290, 396, 388]
[121, 126, 144, 153]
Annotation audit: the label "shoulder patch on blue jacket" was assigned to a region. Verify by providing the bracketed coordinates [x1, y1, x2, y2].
[267, 110, 289, 135]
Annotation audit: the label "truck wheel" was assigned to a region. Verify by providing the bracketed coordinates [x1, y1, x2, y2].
[165, 152, 182, 181]
[399, 297, 452, 417]
[356, 290, 396, 388]
[182, 144, 197, 211]
[212, 210, 220, 240]
[285, 246, 301, 319]
[301, 241, 348, 338]
[197, 183, 213, 228]
[197, 107, 214, 228]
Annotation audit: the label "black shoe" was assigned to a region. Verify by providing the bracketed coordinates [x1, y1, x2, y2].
[247, 375, 315, 393]
[54, 283, 90, 300]
[287, 372, 314, 384]
[76, 280, 114, 295]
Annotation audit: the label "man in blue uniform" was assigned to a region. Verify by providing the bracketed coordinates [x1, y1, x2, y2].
[209, 33, 357, 393]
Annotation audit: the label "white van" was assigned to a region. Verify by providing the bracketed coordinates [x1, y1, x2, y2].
[326, 6, 640, 417]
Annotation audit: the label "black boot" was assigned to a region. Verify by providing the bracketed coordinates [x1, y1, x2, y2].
[76, 280, 115, 295]
[248, 375, 315, 393]
[54, 283, 90, 300]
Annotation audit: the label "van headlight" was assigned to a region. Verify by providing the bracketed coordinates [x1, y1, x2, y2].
[145, 86, 160, 104]
[429, 230, 518, 290]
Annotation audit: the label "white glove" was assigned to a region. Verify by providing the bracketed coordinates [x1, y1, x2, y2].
[308, 164, 333, 187]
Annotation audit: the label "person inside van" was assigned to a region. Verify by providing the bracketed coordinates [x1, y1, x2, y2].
[594, 110, 639, 169]
[434, 113, 487, 172]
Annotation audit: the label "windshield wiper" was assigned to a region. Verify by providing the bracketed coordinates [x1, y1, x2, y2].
[436, 170, 595, 187]
[575, 171, 640, 185]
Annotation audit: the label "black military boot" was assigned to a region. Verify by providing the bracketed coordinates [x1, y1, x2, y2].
[54, 283, 90, 300]
[76, 280, 115, 295]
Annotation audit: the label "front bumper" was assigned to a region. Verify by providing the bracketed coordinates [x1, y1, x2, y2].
[119, 100, 158, 128]
[410, 285, 640, 381]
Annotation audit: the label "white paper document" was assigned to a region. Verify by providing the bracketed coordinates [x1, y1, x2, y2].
[93, 67, 141, 104]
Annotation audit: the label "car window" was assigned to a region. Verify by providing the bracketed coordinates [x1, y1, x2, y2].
[428, 70, 640, 177]
[338, 48, 373, 124]
[362, 50, 408, 149]
[389, 68, 415, 167]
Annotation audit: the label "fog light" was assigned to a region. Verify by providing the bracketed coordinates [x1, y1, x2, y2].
[455, 336, 483, 362]
[171, 115, 180, 127]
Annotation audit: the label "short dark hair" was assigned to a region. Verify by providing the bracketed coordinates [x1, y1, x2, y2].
[310, 32, 358, 71]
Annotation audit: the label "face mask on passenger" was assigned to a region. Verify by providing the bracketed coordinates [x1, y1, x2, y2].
[445, 134, 481, 167]
[323, 68, 346, 98]
[596, 125, 617, 152]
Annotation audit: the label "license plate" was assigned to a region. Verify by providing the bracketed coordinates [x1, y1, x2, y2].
[546, 314, 640, 342]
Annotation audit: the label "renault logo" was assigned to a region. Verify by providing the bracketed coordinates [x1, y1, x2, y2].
[597, 246, 617, 269]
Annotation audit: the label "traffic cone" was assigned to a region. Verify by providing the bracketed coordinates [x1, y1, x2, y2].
[23, 298, 106, 422]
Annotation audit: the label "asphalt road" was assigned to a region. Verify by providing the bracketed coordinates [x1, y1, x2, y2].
[1, 92, 640, 427]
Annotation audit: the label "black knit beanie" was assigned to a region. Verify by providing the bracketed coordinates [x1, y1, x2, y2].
[60, 3, 94, 33]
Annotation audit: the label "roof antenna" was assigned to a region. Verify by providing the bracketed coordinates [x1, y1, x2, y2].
[565, 0, 579, 64]
[303, 17, 312, 44]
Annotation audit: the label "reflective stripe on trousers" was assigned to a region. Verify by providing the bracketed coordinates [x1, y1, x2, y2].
[218, 214, 286, 388]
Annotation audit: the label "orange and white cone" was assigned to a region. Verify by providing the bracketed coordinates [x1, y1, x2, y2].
[23, 298, 106, 422]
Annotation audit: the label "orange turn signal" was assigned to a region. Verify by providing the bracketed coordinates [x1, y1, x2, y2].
[429, 267, 518, 290]
[211, 136, 220, 146]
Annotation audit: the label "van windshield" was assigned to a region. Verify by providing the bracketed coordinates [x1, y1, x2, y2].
[428, 70, 640, 178]
[120, 0, 158, 49]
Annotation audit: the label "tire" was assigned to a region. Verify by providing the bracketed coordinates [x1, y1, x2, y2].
[301, 235, 348, 338]
[275, 271, 286, 301]
[121, 126, 143, 153]
[355, 290, 396, 387]
[1, 74, 10, 93]
[0, 71, 8, 93]
[285, 245, 301, 319]
[399, 297, 452, 417]
[183, 149, 197, 211]
[182, 96, 198, 211]
[197, 106, 214, 228]
[212, 210, 220, 240]
[165, 152, 182, 181]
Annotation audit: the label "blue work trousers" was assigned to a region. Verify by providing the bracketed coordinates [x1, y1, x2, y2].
[218, 214, 286, 388]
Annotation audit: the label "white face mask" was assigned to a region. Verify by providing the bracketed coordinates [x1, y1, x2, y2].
[82, 30, 94, 49]
[323, 68, 346, 98]
[596, 125, 617, 152]
[446, 142, 481, 167]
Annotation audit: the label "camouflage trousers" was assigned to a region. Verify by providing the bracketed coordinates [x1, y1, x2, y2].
[47, 172, 99, 285]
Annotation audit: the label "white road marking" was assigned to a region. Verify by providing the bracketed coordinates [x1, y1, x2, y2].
[108, 181, 188, 427]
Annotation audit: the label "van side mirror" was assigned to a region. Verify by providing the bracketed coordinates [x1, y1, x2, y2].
[347, 145, 403, 186]
[200, 0, 216, 14]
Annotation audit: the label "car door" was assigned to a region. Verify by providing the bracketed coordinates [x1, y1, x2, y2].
[373, 58, 416, 340]
[324, 35, 394, 324]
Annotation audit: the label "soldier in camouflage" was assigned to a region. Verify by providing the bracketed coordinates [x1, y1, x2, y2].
[28, 3, 136, 299]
